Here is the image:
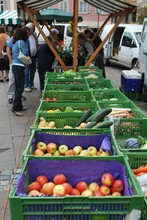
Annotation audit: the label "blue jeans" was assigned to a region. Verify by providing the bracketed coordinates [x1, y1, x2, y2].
[12, 65, 25, 111]
[24, 56, 36, 88]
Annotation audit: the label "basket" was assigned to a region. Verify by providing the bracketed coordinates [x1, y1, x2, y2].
[97, 100, 146, 118]
[126, 153, 147, 220]
[44, 83, 89, 91]
[36, 100, 99, 114]
[22, 129, 120, 160]
[113, 118, 147, 153]
[86, 78, 114, 90]
[45, 77, 86, 85]
[9, 156, 144, 220]
[45, 71, 80, 80]
[31, 112, 86, 131]
[41, 91, 94, 102]
[92, 89, 128, 102]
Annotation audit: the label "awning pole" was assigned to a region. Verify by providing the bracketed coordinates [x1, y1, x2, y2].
[73, 0, 79, 72]
[85, 7, 135, 67]
[21, 3, 68, 71]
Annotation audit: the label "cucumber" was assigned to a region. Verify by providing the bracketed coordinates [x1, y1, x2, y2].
[86, 109, 103, 123]
[92, 121, 113, 129]
[74, 108, 92, 127]
[83, 121, 97, 129]
[92, 108, 112, 123]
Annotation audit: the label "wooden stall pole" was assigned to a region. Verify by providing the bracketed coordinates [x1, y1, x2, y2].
[20, 3, 68, 71]
[73, 0, 79, 72]
[85, 8, 135, 67]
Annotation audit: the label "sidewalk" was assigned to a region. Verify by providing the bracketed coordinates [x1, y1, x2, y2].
[0, 73, 41, 220]
[0, 68, 147, 220]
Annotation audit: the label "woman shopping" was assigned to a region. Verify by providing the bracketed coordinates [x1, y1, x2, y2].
[11, 28, 29, 116]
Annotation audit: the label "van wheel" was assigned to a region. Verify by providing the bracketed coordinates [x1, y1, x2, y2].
[104, 59, 110, 66]
[132, 59, 138, 69]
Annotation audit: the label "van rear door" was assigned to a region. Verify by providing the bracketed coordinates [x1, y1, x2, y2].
[139, 18, 147, 80]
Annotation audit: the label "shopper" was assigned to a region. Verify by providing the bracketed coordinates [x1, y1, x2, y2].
[11, 28, 29, 116]
[0, 26, 10, 82]
[7, 26, 31, 104]
[38, 36, 55, 92]
[24, 22, 38, 92]
[78, 32, 94, 57]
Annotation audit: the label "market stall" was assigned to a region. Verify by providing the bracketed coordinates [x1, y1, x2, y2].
[16, 0, 137, 71]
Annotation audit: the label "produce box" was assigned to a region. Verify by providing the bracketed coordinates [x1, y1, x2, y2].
[45, 71, 80, 79]
[78, 66, 103, 79]
[9, 156, 144, 220]
[36, 100, 99, 114]
[113, 118, 147, 153]
[41, 91, 94, 102]
[92, 89, 128, 102]
[22, 129, 120, 160]
[97, 100, 146, 118]
[127, 153, 147, 220]
[86, 78, 114, 90]
[44, 82, 89, 91]
[45, 77, 86, 85]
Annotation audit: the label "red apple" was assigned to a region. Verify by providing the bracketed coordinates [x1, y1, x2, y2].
[53, 174, 67, 184]
[42, 182, 55, 195]
[62, 182, 73, 194]
[101, 173, 114, 187]
[112, 192, 122, 196]
[70, 188, 80, 196]
[58, 144, 68, 155]
[76, 181, 88, 193]
[100, 185, 111, 196]
[111, 180, 124, 193]
[46, 143, 57, 154]
[36, 175, 48, 186]
[28, 190, 40, 196]
[65, 149, 75, 156]
[81, 190, 93, 196]
[94, 190, 105, 196]
[28, 181, 42, 192]
[34, 149, 44, 156]
[36, 141, 47, 152]
[53, 184, 65, 196]
[89, 182, 100, 193]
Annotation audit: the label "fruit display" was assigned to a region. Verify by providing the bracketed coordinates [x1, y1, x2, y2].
[30, 132, 113, 157]
[34, 141, 110, 157]
[27, 172, 124, 197]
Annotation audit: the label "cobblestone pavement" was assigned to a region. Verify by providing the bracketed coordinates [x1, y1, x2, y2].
[0, 67, 147, 220]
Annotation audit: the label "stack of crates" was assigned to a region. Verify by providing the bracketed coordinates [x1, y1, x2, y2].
[9, 66, 146, 220]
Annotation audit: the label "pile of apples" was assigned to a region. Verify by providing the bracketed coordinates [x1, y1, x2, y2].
[34, 141, 110, 157]
[27, 173, 124, 197]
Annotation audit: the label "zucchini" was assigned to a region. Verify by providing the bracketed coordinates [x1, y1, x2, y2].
[83, 121, 97, 129]
[92, 121, 113, 129]
[86, 109, 103, 123]
[74, 108, 92, 127]
[92, 108, 112, 123]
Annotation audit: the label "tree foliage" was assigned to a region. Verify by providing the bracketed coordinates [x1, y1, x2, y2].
[137, 6, 147, 24]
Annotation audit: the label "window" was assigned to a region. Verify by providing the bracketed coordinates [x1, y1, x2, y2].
[121, 32, 136, 47]
[96, 9, 107, 14]
[0, 1, 4, 11]
[141, 21, 147, 43]
[79, 0, 89, 13]
[60, 0, 68, 12]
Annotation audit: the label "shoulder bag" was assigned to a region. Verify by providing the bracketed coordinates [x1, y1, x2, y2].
[18, 40, 32, 65]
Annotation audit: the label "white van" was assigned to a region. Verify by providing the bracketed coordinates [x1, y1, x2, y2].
[36, 23, 88, 49]
[101, 24, 143, 68]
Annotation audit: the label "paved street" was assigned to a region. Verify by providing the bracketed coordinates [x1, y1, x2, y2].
[0, 66, 147, 220]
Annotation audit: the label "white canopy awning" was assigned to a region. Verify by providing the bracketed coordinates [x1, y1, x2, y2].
[0, 10, 21, 25]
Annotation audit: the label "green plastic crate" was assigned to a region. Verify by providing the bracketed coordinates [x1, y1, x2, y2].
[44, 82, 89, 91]
[97, 100, 146, 118]
[31, 112, 86, 131]
[92, 89, 128, 102]
[9, 156, 144, 220]
[113, 118, 147, 153]
[22, 129, 120, 160]
[45, 77, 86, 84]
[120, 87, 139, 101]
[78, 66, 103, 79]
[41, 91, 94, 102]
[86, 78, 115, 90]
[126, 153, 147, 220]
[36, 100, 99, 114]
[45, 71, 80, 80]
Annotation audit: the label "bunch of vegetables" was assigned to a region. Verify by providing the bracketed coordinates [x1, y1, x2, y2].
[124, 136, 147, 149]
